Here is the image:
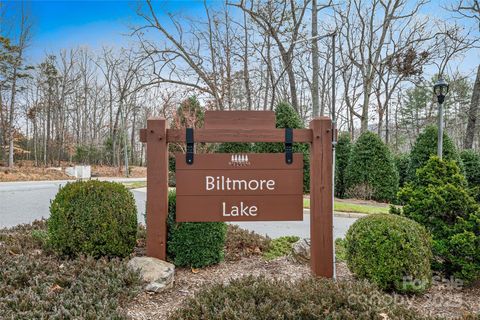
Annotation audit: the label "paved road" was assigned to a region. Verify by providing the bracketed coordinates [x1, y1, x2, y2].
[0, 179, 147, 228]
[0, 180, 357, 239]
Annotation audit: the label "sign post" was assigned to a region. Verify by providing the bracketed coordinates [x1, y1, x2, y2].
[140, 111, 333, 278]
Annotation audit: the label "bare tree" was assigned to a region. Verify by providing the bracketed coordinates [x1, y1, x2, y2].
[336, 0, 432, 132]
[450, 0, 480, 148]
[232, 0, 311, 112]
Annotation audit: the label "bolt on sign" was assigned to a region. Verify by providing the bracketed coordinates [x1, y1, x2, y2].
[175, 153, 304, 222]
[140, 111, 334, 278]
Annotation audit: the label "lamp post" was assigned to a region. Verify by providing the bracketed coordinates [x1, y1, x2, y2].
[433, 78, 449, 159]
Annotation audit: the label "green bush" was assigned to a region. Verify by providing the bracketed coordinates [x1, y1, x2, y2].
[394, 153, 410, 188]
[460, 149, 480, 187]
[396, 157, 480, 284]
[254, 102, 310, 193]
[407, 125, 460, 181]
[48, 180, 137, 258]
[335, 132, 352, 198]
[217, 142, 252, 153]
[167, 190, 227, 268]
[169, 275, 428, 320]
[263, 235, 299, 260]
[344, 131, 399, 202]
[345, 214, 432, 293]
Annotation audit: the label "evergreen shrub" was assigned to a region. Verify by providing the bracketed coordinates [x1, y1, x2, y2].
[460, 149, 480, 187]
[394, 153, 410, 188]
[48, 180, 137, 258]
[345, 214, 432, 293]
[396, 157, 480, 284]
[335, 132, 352, 198]
[345, 131, 399, 202]
[407, 126, 460, 181]
[253, 102, 310, 192]
[167, 190, 227, 268]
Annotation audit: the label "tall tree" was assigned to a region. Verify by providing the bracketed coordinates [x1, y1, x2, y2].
[0, 7, 32, 167]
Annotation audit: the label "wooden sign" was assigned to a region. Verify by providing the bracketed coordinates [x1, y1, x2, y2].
[175, 153, 304, 222]
[140, 112, 334, 278]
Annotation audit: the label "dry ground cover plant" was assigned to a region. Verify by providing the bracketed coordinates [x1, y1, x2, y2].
[0, 221, 142, 319]
[1, 221, 479, 319]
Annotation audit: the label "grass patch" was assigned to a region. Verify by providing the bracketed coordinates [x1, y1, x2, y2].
[263, 236, 299, 260]
[303, 198, 390, 214]
[0, 220, 142, 319]
[122, 181, 147, 189]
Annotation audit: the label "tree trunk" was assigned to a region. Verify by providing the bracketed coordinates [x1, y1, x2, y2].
[464, 65, 480, 149]
[243, 11, 253, 111]
[360, 83, 371, 133]
[8, 66, 18, 168]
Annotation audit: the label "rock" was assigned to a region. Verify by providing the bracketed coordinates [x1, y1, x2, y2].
[127, 257, 175, 293]
[291, 238, 311, 263]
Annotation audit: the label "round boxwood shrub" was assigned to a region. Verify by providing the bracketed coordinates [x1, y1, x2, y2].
[167, 190, 227, 268]
[345, 214, 432, 293]
[407, 125, 460, 182]
[335, 132, 352, 198]
[48, 180, 137, 258]
[396, 156, 480, 284]
[169, 275, 428, 320]
[253, 102, 310, 193]
[344, 131, 399, 202]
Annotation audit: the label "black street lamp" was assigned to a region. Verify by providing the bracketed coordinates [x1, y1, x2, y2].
[433, 78, 449, 159]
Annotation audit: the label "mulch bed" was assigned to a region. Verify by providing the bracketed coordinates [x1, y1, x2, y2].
[1, 222, 478, 319]
[124, 257, 480, 320]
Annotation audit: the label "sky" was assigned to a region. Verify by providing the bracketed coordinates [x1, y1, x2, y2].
[2, 0, 479, 77]
[3, 0, 208, 62]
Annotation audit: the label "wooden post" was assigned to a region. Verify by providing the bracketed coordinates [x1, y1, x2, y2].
[309, 117, 334, 277]
[146, 118, 168, 260]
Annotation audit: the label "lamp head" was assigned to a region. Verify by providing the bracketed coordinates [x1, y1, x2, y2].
[433, 78, 449, 104]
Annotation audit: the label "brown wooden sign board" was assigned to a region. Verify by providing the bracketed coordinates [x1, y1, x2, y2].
[175, 153, 303, 222]
[140, 111, 334, 278]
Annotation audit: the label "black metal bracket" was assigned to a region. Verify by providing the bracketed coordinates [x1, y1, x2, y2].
[186, 128, 194, 165]
[285, 128, 293, 164]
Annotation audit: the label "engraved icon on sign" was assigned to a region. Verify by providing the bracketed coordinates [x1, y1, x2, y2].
[229, 154, 250, 167]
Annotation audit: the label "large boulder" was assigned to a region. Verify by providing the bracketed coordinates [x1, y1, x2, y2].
[127, 257, 175, 293]
[291, 238, 310, 263]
